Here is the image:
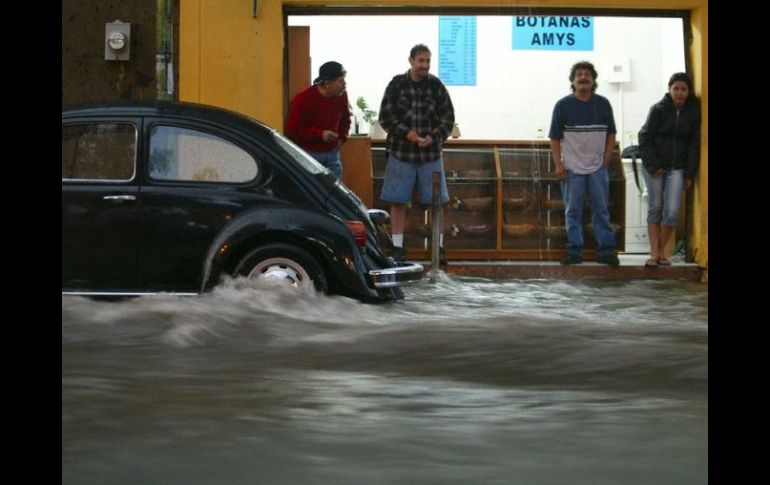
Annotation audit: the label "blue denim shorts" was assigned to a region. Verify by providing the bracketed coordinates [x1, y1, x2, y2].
[643, 168, 684, 226]
[380, 154, 449, 205]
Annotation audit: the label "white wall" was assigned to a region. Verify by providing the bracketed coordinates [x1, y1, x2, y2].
[288, 15, 684, 149]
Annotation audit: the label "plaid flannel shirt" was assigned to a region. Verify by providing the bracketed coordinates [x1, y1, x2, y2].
[378, 71, 455, 163]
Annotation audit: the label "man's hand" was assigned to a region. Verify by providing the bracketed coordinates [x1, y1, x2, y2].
[555, 163, 566, 180]
[322, 130, 339, 143]
[407, 130, 432, 147]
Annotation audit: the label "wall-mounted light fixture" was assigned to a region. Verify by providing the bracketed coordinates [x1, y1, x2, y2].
[105, 20, 131, 61]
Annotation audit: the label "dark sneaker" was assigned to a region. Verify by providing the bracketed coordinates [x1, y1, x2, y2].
[560, 254, 583, 265]
[392, 247, 406, 262]
[597, 254, 620, 267]
[439, 247, 448, 267]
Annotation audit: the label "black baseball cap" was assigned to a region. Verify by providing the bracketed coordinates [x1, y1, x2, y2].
[313, 61, 346, 85]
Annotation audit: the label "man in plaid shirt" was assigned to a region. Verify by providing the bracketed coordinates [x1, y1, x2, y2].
[378, 44, 455, 264]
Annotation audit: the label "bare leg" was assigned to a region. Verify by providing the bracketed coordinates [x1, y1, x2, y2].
[647, 223, 660, 260]
[390, 203, 406, 243]
[659, 224, 675, 260]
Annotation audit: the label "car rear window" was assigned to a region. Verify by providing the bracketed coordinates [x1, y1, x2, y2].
[62, 123, 137, 181]
[272, 131, 327, 175]
[149, 125, 258, 183]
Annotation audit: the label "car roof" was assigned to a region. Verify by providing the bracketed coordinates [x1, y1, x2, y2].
[62, 100, 276, 137]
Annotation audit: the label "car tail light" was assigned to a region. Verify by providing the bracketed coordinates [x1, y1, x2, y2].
[345, 220, 367, 248]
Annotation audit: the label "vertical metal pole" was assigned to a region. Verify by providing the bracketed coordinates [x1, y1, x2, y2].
[683, 189, 690, 261]
[430, 171, 441, 281]
[156, 0, 173, 100]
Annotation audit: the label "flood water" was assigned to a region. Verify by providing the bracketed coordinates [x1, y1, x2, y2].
[62, 274, 707, 484]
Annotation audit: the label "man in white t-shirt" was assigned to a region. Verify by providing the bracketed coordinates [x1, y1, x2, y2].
[549, 60, 619, 267]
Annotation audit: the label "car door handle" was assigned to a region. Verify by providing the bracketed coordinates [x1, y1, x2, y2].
[103, 195, 136, 201]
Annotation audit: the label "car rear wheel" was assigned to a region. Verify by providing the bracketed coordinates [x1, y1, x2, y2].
[235, 244, 327, 293]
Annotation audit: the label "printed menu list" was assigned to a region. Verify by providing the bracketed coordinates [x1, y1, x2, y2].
[439, 16, 477, 86]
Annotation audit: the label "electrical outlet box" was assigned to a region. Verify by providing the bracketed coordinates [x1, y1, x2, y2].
[606, 55, 630, 83]
[105, 21, 131, 61]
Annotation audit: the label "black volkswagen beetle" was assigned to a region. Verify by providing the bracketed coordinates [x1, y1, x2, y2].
[62, 101, 423, 302]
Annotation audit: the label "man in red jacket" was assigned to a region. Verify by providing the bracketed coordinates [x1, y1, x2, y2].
[286, 61, 351, 178]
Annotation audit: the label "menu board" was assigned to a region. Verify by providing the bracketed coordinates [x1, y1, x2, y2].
[438, 16, 477, 86]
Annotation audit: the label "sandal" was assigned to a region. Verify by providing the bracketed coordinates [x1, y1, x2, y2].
[644, 258, 658, 267]
[657, 258, 672, 266]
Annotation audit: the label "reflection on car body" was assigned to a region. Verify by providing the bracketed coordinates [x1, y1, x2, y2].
[62, 101, 423, 302]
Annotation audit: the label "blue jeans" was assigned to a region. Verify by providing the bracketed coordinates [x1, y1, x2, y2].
[643, 168, 683, 226]
[306, 148, 342, 178]
[561, 165, 616, 258]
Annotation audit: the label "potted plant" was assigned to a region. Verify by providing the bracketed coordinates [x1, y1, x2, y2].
[356, 96, 377, 125]
[352, 96, 385, 138]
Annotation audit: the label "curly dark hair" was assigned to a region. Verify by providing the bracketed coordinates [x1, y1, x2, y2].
[569, 61, 598, 92]
[410, 44, 431, 59]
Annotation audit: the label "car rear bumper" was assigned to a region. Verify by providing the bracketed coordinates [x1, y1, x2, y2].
[369, 262, 425, 288]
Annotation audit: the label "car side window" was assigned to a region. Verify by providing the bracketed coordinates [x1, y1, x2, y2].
[62, 123, 137, 181]
[149, 125, 258, 183]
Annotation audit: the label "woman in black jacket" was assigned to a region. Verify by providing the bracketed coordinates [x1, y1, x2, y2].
[638, 72, 701, 266]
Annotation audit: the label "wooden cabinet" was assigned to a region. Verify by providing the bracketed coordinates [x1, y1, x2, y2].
[499, 146, 554, 253]
[368, 140, 625, 260]
[340, 136, 374, 207]
[443, 148, 498, 251]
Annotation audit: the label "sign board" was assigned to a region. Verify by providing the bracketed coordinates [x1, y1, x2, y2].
[512, 16, 594, 51]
